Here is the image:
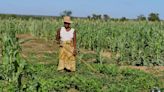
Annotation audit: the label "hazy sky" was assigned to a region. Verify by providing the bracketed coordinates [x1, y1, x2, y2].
[0, 0, 163, 19]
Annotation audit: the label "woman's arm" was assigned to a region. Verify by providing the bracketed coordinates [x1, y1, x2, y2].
[73, 30, 77, 56]
[56, 28, 60, 44]
[73, 30, 76, 49]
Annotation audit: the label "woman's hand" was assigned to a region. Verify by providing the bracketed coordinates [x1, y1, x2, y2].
[73, 49, 77, 56]
[56, 41, 60, 44]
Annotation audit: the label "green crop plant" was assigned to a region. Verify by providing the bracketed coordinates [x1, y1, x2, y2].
[1, 27, 40, 91]
[0, 18, 164, 66]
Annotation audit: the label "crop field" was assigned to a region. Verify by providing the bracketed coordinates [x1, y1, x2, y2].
[0, 18, 164, 92]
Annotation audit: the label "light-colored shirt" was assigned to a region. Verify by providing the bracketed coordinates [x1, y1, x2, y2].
[60, 27, 75, 41]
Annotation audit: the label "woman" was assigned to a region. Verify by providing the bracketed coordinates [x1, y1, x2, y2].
[56, 16, 77, 72]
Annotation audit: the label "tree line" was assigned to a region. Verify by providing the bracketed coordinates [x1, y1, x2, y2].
[87, 13, 160, 21]
[0, 11, 161, 22]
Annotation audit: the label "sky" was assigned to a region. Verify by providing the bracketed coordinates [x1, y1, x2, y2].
[0, 0, 164, 19]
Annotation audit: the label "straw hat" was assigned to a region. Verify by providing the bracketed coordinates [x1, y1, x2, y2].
[63, 16, 72, 23]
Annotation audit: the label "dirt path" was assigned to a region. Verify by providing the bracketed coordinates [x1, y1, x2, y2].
[80, 48, 112, 59]
[16, 34, 59, 64]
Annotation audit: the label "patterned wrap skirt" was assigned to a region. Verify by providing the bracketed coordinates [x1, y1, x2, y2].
[57, 40, 76, 71]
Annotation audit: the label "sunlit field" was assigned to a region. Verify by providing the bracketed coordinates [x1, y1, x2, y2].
[0, 17, 163, 91]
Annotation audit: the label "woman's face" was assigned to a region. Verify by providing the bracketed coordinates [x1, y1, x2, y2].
[64, 22, 71, 28]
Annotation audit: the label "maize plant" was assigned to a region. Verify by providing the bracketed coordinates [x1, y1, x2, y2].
[0, 18, 164, 66]
[1, 28, 40, 91]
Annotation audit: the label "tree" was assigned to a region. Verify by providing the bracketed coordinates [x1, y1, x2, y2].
[148, 13, 160, 21]
[92, 14, 102, 19]
[103, 14, 110, 21]
[87, 16, 91, 19]
[92, 14, 97, 19]
[60, 10, 72, 17]
[120, 17, 127, 21]
[137, 15, 146, 21]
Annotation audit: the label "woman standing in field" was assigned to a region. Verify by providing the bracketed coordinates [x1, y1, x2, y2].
[56, 16, 77, 72]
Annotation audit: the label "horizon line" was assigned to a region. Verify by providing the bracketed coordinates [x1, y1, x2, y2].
[0, 12, 163, 20]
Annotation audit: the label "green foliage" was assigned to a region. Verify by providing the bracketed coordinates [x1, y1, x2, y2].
[0, 16, 163, 92]
[148, 13, 160, 21]
[60, 10, 72, 17]
[0, 14, 55, 20]
[92, 14, 102, 20]
[120, 17, 128, 21]
[137, 15, 146, 21]
[1, 64, 159, 92]
[0, 18, 164, 66]
[103, 14, 110, 21]
[0, 30, 40, 92]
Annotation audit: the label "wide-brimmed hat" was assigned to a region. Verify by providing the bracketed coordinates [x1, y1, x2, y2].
[63, 16, 72, 23]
